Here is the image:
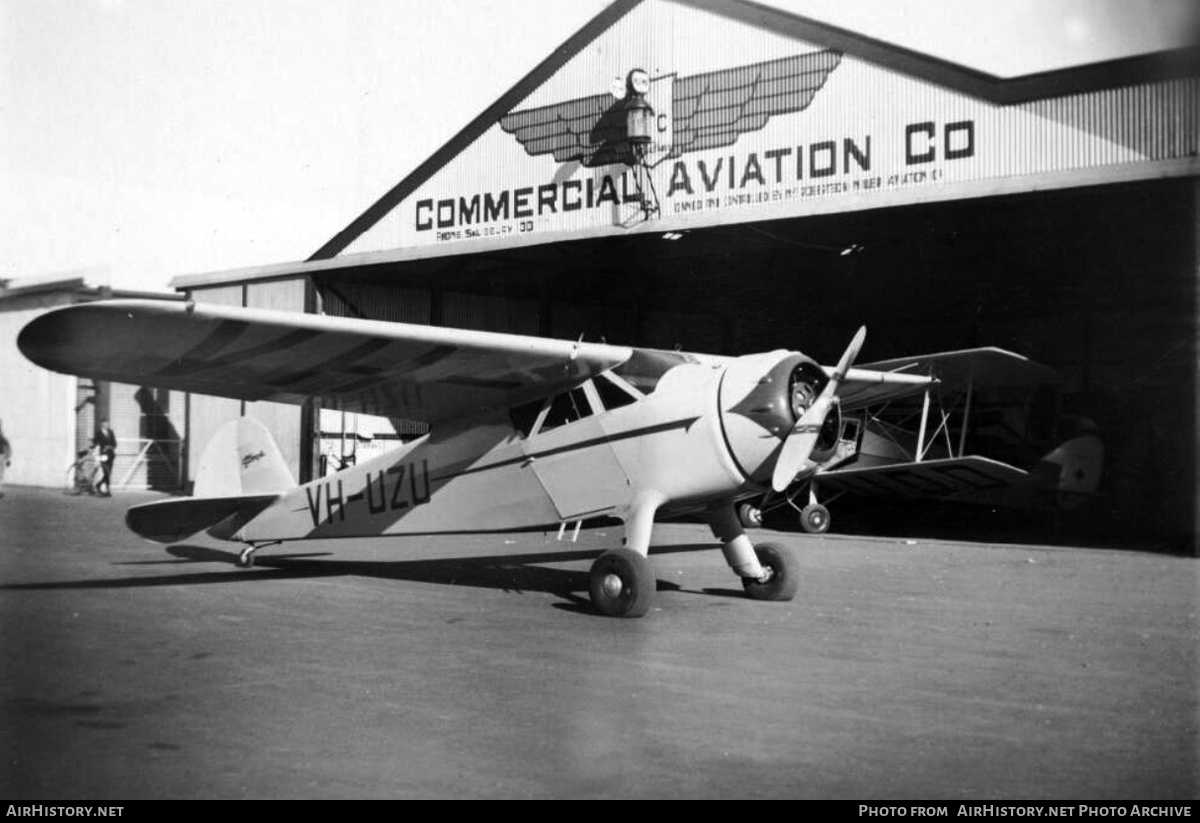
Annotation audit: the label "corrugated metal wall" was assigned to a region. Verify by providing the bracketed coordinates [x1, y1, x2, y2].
[184, 278, 309, 486]
[320, 285, 433, 439]
[185, 286, 243, 483]
[245, 280, 306, 481]
[0, 293, 83, 488]
[105, 382, 183, 490]
[443, 292, 539, 334]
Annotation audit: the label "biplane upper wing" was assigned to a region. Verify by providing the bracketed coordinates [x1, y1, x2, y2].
[830, 347, 1059, 410]
[836, 367, 937, 411]
[854, 347, 1060, 394]
[18, 300, 633, 424]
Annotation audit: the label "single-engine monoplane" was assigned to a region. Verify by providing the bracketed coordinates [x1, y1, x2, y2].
[21, 299, 949, 617]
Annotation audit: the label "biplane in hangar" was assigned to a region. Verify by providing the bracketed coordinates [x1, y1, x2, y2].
[740, 349, 1104, 534]
[23, 298, 975, 618]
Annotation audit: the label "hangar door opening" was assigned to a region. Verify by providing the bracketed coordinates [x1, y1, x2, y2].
[315, 178, 1197, 552]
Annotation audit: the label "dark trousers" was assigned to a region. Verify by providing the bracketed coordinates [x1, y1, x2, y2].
[98, 450, 114, 493]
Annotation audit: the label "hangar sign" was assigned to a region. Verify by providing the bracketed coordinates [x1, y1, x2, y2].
[414, 45, 976, 238]
[336, 0, 1192, 257]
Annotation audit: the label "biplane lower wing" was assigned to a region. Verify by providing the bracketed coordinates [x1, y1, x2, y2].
[816, 455, 1037, 501]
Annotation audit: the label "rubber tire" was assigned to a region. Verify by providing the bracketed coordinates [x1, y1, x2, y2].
[737, 502, 763, 528]
[799, 503, 831, 534]
[741, 542, 800, 602]
[589, 548, 655, 618]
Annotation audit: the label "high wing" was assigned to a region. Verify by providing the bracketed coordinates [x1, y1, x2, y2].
[18, 300, 632, 425]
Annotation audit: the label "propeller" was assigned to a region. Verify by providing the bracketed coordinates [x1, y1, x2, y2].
[770, 326, 866, 492]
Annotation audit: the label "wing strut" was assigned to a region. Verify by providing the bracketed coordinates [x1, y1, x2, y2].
[957, 378, 974, 458]
[915, 387, 931, 463]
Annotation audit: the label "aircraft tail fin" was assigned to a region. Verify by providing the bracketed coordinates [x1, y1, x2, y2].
[194, 417, 296, 497]
[126, 418, 293, 544]
[1039, 432, 1104, 508]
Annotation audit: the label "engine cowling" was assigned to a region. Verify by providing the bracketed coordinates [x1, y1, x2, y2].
[717, 350, 841, 486]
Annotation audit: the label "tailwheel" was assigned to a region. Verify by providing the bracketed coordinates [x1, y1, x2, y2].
[588, 548, 655, 618]
[737, 501, 763, 528]
[741, 542, 799, 602]
[799, 503, 831, 534]
[238, 545, 258, 568]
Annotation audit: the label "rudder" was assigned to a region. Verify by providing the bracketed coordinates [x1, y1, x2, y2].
[194, 417, 295, 497]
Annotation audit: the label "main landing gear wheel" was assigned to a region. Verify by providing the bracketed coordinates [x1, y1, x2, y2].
[589, 548, 655, 618]
[741, 542, 799, 602]
[799, 503, 831, 534]
[737, 502, 763, 528]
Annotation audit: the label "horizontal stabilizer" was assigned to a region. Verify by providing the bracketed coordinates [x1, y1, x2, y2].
[126, 495, 278, 543]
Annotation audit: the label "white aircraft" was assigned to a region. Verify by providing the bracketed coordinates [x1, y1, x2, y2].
[20, 299, 948, 617]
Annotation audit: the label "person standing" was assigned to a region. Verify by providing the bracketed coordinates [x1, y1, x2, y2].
[0, 419, 11, 499]
[92, 419, 117, 497]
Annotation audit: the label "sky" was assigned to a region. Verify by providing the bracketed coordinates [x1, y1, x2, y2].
[1, 0, 1195, 293]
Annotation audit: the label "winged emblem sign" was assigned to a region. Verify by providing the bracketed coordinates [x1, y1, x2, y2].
[500, 49, 842, 168]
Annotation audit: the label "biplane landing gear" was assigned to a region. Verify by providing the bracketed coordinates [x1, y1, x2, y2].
[740, 542, 799, 601]
[589, 549, 655, 618]
[799, 503, 831, 534]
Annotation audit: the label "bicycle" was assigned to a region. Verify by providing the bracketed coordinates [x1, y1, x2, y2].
[66, 448, 103, 496]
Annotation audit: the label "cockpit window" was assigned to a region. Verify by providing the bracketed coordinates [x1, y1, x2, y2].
[593, 373, 640, 411]
[612, 348, 693, 395]
[509, 399, 543, 438]
[537, 387, 593, 434]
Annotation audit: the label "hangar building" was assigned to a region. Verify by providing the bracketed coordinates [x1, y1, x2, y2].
[167, 0, 1198, 550]
[0, 276, 185, 490]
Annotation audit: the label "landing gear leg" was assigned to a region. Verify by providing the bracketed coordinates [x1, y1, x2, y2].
[588, 493, 663, 618]
[708, 505, 799, 602]
[237, 541, 280, 568]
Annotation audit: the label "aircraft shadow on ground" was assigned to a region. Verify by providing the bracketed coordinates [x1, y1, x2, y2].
[0, 542, 714, 609]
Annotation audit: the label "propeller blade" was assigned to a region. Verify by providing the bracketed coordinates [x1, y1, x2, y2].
[770, 396, 832, 492]
[830, 325, 866, 387]
[769, 327, 867, 492]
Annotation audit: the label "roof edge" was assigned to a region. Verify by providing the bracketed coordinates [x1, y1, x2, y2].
[308, 0, 644, 262]
[307, 0, 1199, 263]
[682, 0, 1199, 103]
